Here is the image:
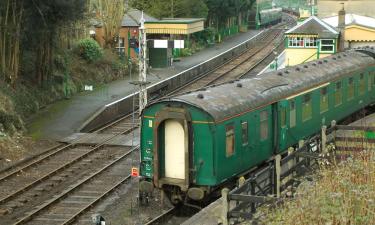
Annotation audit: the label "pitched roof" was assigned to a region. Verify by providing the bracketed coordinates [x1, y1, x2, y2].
[286, 16, 339, 38]
[121, 9, 158, 27]
[322, 14, 375, 30]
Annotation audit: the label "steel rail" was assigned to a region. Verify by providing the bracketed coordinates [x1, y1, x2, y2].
[61, 174, 132, 225]
[0, 110, 138, 183]
[206, 31, 284, 86]
[12, 146, 139, 225]
[144, 207, 177, 225]
[0, 125, 136, 205]
[0, 143, 63, 175]
[168, 29, 283, 96]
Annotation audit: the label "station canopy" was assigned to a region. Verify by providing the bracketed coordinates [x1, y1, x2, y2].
[145, 18, 205, 35]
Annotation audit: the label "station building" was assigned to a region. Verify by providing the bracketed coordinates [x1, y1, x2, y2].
[94, 9, 205, 68]
[284, 16, 339, 66]
[145, 18, 205, 68]
[94, 9, 158, 60]
[322, 14, 375, 48]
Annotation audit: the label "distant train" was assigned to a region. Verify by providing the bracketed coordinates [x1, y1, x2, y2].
[139, 48, 375, 204]
[259, 8, 282, 27]
[249, 7, 282, 29]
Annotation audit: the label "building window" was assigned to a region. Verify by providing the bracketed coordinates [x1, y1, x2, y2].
[260, 111, 268, 140]
[320, 39, 335, 53]
[290, 100, 296, 128]
[320, 87, 328, 113]
[302, 94, 312, 121]
[288, 37, 304, 47]
[359, 73, 366, 95]
[241, 122, 248, 146]
[226, 124, 235, 157]
[116, 37, 125, 54]
[305, 37, 317, 47]
[335, 82, 342, 106]
[348, 77, 354, 100]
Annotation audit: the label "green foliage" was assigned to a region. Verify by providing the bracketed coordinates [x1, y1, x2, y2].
[0, 110, 24, 135]
[77, 38, 103, 62]
[130, 0, 208, 18]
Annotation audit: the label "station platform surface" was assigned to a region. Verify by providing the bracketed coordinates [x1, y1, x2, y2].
[27, 29, 261, 140]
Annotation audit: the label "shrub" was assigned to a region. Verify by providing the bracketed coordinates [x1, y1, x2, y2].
[77, 38, 103, 62]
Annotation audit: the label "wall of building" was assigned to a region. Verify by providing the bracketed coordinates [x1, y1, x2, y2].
[285, 48, 331, 66]
[317, 0, 375, 18]
[119, 27, 139, 60]
[345, 26, 375, 41]
[285, 48, 317, 66]
[95, 26, 139, 60]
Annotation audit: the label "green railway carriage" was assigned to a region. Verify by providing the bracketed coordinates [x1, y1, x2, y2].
[140, 48, 375, 203]
[258, 8, 283, 27]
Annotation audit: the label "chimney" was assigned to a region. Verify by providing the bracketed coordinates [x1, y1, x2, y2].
[338, 3, 345, 51]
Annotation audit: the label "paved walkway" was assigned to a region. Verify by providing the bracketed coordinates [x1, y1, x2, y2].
[27, 29, 261, 140]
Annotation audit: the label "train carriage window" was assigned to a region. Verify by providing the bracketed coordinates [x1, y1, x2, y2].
[335, 82, 342, 106]
[241, 122, 248, 146]
[225, 124, 235, 157]
[372, 72, 375, 88]
[359, 73, 366, 95]
[302, 94, 312, 121]
[320, 87, 328, 113]
[289, 100, 296, 128]
[348, 77, 354, 100]
[260, 111, 268, 140]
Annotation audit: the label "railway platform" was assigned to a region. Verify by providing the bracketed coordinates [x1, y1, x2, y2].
[28, 29, 261, 140]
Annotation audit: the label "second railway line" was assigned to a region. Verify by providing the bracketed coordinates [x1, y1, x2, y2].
[0, 14, 296, 225]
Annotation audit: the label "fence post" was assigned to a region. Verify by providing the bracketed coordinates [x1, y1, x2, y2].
[268, 161, 274, 195]
[275, 154, 281, 198]
[331, 120, 337, 144]
[322, 125, 327, 154]
[250, 178, 256, 213]
[221, 188, 230, 225]
[287, 147, 294, 182]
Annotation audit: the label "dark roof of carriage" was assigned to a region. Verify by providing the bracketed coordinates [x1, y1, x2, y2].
[154, 47, 375, 123]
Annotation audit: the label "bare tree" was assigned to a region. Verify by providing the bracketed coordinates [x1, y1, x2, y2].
[0, 0, 23, 87]
[92, 0, 125, 48]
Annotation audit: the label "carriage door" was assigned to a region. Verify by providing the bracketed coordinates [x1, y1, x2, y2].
[278, 100, 289, 152]
[164, 119, 185, 179]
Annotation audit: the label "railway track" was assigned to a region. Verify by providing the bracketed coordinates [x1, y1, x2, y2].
[169, 28, 284, 96]
[0, 114, 140, 224]
[0, 15, 296, 225]
[11, 146, 139, 225]
[144, 207, 177, 225]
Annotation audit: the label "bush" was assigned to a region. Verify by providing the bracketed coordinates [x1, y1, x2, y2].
[77, 38, 103, 62]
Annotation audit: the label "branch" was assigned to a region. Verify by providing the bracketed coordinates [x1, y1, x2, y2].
[31, 0, 47, 27]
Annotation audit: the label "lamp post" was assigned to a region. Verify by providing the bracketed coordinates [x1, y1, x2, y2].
[138, 11, 148, 113]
